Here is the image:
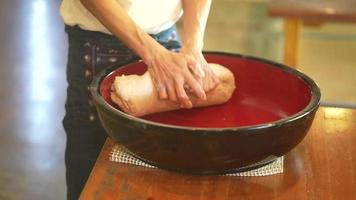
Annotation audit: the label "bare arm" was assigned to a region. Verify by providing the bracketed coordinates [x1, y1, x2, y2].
[80, 0, 163, 64]
[181, 0, 219, 92]
[80, 0, 206, 108]
[182, 0, 211, 53]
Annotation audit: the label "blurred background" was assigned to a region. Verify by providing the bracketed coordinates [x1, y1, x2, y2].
[0, 0, 355, 199]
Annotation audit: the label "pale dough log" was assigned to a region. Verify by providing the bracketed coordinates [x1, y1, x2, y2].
[110, 63, 236, 117]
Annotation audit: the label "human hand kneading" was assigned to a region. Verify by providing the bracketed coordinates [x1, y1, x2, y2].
[110, 63, 236, 117]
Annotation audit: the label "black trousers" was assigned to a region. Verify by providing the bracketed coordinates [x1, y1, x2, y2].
[63, 25, 181, 200]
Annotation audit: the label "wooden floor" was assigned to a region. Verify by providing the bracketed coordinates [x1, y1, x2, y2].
[0, 1, 355, 200]
[0, 1, 67, 199]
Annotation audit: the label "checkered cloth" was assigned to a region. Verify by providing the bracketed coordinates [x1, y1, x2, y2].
[109, 144, 283, 176]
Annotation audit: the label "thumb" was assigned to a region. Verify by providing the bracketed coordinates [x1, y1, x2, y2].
[187, 58, 205, 78]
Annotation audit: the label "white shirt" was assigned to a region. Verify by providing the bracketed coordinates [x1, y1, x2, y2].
[60, 0, 183, 34]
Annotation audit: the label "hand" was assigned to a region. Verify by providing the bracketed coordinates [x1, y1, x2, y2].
[145, 48, 207, 108]
[181, 48, 220, 93]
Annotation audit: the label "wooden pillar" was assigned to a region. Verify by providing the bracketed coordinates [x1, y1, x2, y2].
[283, 19, 302, 67]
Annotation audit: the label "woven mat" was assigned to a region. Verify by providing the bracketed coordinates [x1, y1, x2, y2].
[109, 144, 283, 176]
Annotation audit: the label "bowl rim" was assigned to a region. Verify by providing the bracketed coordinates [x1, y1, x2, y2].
[90, 51, 321, 132]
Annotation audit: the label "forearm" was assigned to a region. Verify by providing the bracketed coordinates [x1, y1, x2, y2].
[80, 0, 164, 63]
[181, 0, 212, 52]
[81, 0, 208, 106]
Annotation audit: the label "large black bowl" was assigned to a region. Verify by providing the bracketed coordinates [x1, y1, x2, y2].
[90, 52, 321, 174]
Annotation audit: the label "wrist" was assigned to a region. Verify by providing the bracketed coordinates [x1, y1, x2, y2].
[182, 40, 204, 54]
[141, 43, 168, 66]
[181, 45, 203, 56]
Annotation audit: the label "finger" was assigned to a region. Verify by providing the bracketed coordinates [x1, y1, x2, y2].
[205, 80, 217, 92]
[149, 66, 170, 100]
[213, 75, 220, 86]
[187, 58, 205, 78]
[193, 74, 203, 90]
[156, 83, 168, 100]
[211, 71, 220, 87]
[185, 73, 207, 100]
[166, 80, 177, 102]
[175, 80, 193, 108]
[204, 76, 219, 92]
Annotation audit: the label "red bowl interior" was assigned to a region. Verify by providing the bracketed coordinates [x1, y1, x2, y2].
[100, 54, 311, 128]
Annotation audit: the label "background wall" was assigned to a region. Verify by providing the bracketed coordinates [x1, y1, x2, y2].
[201, 0, 356, 106]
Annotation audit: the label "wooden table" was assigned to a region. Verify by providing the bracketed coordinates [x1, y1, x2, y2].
[268, 0, 356, 67]
[81, 107, 356, 200]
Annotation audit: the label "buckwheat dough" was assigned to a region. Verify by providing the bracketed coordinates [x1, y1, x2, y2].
[110, 63, 236, 117]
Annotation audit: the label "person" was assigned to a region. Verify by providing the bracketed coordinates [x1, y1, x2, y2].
[60, 0, 219, 199]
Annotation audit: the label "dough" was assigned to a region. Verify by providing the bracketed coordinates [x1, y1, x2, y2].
[110, 63, 236, 117]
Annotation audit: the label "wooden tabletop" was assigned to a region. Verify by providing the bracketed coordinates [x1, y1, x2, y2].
[268, 0, 356, 22]
[81, 107, 356, 200]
